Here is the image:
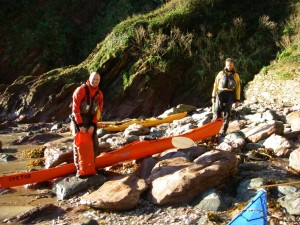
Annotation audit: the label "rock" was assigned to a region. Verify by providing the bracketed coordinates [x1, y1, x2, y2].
[193, 188, 226, 212]
[289, 148, 300, 172]
[278, 192, 300, 215]
[236, 178, 265, 202]
[96, 128, 110, 138]
[0, 120, 18, 130]
[24, 181, 51, 190]
[263, 134, 294, 157]
[159, 150, 189, 161]
[99, 133, 118, 142]
[192, 111, 213, 122]
[227, 120, 247, 133]
[238, 162, 268, 172]
[149, 127, 166, 138]
[244, 113, 264, 123]
[283, 130, 300, 140]
[106, 136, 128, 149]
[135, 157, 158, 180]
[241, 121, 284, 143]
[148, 150, 237, 205]
[25, 123, 48, 132]
[178, 146, 209, 161]
[44, 137, 74, 168]
[54, 174, 106, 200]
[245, 143, 264, 150]
[0, 188, 13, 195]
[159, 104, 197, 117]
[277, 184, 299, 196]
[135, 157, 157, 180]
[215, 141, 232, 152]
[148, 157, 192, 182]
[80, 174, 147, 211]
[10, 133, 63, 145]
[286, 111, 300, 131]
[197, 116, 212, 126]
[139, 135, 156, 141]
[191, 110, 213, 126]
[216, 131, 246, 153]
[98, 142, 112, 151]
[284, 123, 292, 133]
[0, 153, 17, 162]
[3, 203, 64, 224]
[0, 140, 2, 150]
[71, 219, 99, 225]
[50, 123, 62, 131]
[124, 124, 150, 136]
[165, 123, 197, 136]
[262, 109, 281, 121]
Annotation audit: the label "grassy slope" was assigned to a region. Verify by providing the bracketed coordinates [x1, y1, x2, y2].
[0, 0, 298, 121]
[245, 2, 300, 105]
[84, 0, 293, 104]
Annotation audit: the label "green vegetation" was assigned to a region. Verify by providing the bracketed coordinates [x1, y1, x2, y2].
[86, 0, 295, 103]
[0, 0, 162, 83]
[260, 2, 300, 80]
[1, 0, 299, 118]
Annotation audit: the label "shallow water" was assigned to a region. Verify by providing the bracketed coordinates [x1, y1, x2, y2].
[0, 132, 57, 221]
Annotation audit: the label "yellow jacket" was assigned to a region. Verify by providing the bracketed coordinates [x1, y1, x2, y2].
[212, 68, 241, 101]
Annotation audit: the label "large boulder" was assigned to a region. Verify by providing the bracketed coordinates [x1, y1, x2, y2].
[148, 157, 192, 182]
[286, 111, 300, 131]
[54, 174, 106, 200]
[124, 124, 150, 136]
[289, 148, 300, 172]
[263, 134, 295, 157]
[147, 150, 237, 205]
[241, 121, 284, 143]
[80, 174, 147, 211]
[44, 137, 74, 168]
[135, 157, 158, 180]
[278, 192, 300, 215]
[216, 131, 246, 153]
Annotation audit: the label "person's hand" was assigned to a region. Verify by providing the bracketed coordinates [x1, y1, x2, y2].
[79, 126, 86, 133]
[88, 126, 94, 134]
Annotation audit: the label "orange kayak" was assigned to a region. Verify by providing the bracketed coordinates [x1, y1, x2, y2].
[0, 118, 223, 188]
[97, 112, 187, 132]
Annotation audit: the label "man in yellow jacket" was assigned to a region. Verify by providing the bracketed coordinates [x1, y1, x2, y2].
[212, 58, 241, 136]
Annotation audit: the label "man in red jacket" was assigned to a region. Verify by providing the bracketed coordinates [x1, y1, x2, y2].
[71, 71, 103, 174]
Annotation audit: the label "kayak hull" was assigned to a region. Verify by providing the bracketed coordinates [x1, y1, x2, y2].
[0, 118, 222, 188]
[228, 189, 268, 225]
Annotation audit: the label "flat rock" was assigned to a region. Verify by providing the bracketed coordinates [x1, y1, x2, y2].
[148, 150, 237, 205]
[80, 174, 147, 211]
[54, 174, 106, 200]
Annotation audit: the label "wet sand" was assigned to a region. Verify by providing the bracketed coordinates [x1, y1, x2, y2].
[0, 132, 57, 221]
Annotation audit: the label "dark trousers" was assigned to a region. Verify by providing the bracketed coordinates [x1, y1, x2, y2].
[213, 90, 235, 134]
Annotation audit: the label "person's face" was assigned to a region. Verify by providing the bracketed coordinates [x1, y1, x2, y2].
[225, 61, 234, 71]
[89, 72, 100, 88]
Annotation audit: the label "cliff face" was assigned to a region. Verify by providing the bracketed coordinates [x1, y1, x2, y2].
[0, 0, 297, 122]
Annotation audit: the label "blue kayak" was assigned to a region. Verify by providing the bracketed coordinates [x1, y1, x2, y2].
[228, 189, 268, 225]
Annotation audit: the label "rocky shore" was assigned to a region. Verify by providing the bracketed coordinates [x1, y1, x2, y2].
[0, 101, 300, 225]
